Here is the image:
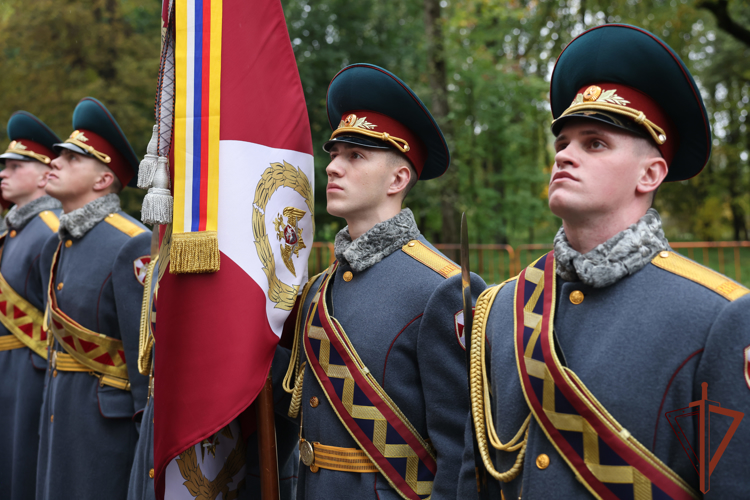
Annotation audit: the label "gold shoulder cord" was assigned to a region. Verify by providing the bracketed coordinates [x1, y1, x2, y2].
[137, 257, 158, 376]
[470, 280, 531, 482]
[283, 270, 326, 418]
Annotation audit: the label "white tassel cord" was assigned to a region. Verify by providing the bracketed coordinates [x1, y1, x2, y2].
[141, 156, 174, 225]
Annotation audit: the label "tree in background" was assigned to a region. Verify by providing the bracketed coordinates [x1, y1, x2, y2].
[284, 0, 750, 244]
[0, 0, 161, 215]
[1, 0, 746, 243]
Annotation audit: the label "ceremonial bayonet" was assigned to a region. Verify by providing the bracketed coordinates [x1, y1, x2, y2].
[461, 212, 488, 498]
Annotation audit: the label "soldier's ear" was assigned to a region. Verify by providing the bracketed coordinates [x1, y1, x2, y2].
[635, 155, 667, 198]
[386, 165, 412, 198]
[92, 168, 116, 193]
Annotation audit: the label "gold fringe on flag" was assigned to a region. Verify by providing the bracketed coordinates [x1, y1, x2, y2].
[169, 231, 221, 274]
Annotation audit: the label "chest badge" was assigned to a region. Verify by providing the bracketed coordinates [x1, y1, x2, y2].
[133, 256, 152, 286]
[744, 345, 750, 391]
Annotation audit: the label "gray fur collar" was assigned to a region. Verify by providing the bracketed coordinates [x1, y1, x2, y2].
[4, 195, 61, 230]
[554, 208, 671, 288]
[58, 193, 121, 240]
[334, 208, 421, 273]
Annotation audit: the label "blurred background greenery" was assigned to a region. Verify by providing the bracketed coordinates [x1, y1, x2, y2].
[0, 0, 748, 247]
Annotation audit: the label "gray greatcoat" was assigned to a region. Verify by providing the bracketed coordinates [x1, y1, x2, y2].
[0, 196, 60, 500]
[458, 210, 750, 499]
[279, 209, 485, 500]
[36, 193, 151, 500]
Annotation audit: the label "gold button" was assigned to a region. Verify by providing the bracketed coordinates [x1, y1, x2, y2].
[310, 396, 320, 408]
[108, 213, 115, 218]
[343, 271, 353, 282]
[659, 251, 669, 258]
[65, 240, 72, 248]
[569, 290, 584, 305]
[536, 453, 550, 469]
[57, 282, 64, 291]
[53, 370, 58, 378]
[408, 241, 416, 247]
[149, 468, 155, 479]
[310, 464, 319, 473]
[50, 414, 54, 423]
[9, 230, 16, 238]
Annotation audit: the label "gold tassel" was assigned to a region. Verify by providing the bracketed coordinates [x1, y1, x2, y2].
[169, 231, 221, 274]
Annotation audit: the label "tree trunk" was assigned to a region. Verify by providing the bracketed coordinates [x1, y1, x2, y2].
[424, 0, 458, 243]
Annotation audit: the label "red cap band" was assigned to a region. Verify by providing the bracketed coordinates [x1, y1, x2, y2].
[571, 83, 679, 166]
[67, 129, 133, 186]
[336, 110, 427, 176]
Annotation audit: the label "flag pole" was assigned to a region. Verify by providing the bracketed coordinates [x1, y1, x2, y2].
[256, 369, 280, 500]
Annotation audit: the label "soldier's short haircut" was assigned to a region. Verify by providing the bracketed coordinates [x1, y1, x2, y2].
[384, 148, 418, 200]
[93, 160, 123, 194]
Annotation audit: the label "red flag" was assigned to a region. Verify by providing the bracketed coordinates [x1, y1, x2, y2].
[153, 0, 313, 496]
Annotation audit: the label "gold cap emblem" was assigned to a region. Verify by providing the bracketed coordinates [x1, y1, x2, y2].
[8, 140, 27, 151]
[69, 130, 89, 142]
[583, 85, 602, 102]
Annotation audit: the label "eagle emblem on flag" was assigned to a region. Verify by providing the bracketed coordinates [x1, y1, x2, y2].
[274, 207, 307, 277]
[252, 160, 314, 311]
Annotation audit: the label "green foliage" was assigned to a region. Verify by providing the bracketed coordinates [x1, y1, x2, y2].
[0, 0, 162, 218]
[0, 0, 747, 242]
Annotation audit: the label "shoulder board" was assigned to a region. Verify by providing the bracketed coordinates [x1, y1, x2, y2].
[401, 240, 459, 279]
[104, 213, 146, 238]
[38, 210, 60, 233]
[651, 250, 749, 302]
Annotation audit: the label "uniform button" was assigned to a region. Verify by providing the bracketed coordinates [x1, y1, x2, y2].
[659, 251, 669, 258]
[569, 290, 584, 305]
[408, 241, 416, 247]
[9, 230, 16, 238]
[53, 370, 58, 378]
[65, 240, 72, 248]
[149, 468, 155, 479]
[536, 453, 550, 469]
[50, 414, 54, 423]
[57, 282, 64, 291]
[310, 396, 320, 408]
[343, 271, 353, 282]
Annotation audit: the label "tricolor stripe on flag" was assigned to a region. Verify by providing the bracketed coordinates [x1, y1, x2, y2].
[154, 0, 313, 497]
[174, 0, 221, 235]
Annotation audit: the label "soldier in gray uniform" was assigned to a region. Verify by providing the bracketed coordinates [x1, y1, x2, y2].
[0, 111, 62, 500]
[461, 25, 750, 499]
[279, 64, 485, 500]
[36, 97, 151, 500]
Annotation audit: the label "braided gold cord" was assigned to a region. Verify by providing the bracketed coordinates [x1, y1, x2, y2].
[282, 271, 325, 395]
[287, 361, 307, 418]
[137, 258, 158, 376]
[330, 127, 411, 154]
[560, 102, 667, 146]
[469, 281, 528, 482]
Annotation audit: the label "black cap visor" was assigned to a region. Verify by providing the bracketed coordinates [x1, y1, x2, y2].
[323, 135, 392, 153]
[53, 142, 93, 158]
[0, 152, 31, 164]
[551, 110, 650, 140]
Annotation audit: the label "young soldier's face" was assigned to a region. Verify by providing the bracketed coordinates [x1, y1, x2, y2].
[0, 159, 49, 206]
[325, 143, 395, 219]
[549, 120, 652, 223]
[46, 150, 107, 203]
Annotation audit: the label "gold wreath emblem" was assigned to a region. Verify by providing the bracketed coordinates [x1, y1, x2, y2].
[252, 160, 314, 310]
[176, 426, 246, 500]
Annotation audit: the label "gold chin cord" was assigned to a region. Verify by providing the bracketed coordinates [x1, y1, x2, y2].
[330, 127, 411, 154]
[64, 138, 112, 164]
[469, 282, 530, 482]
[556, 102, 668, 146]
[5, 142, 51, 164]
